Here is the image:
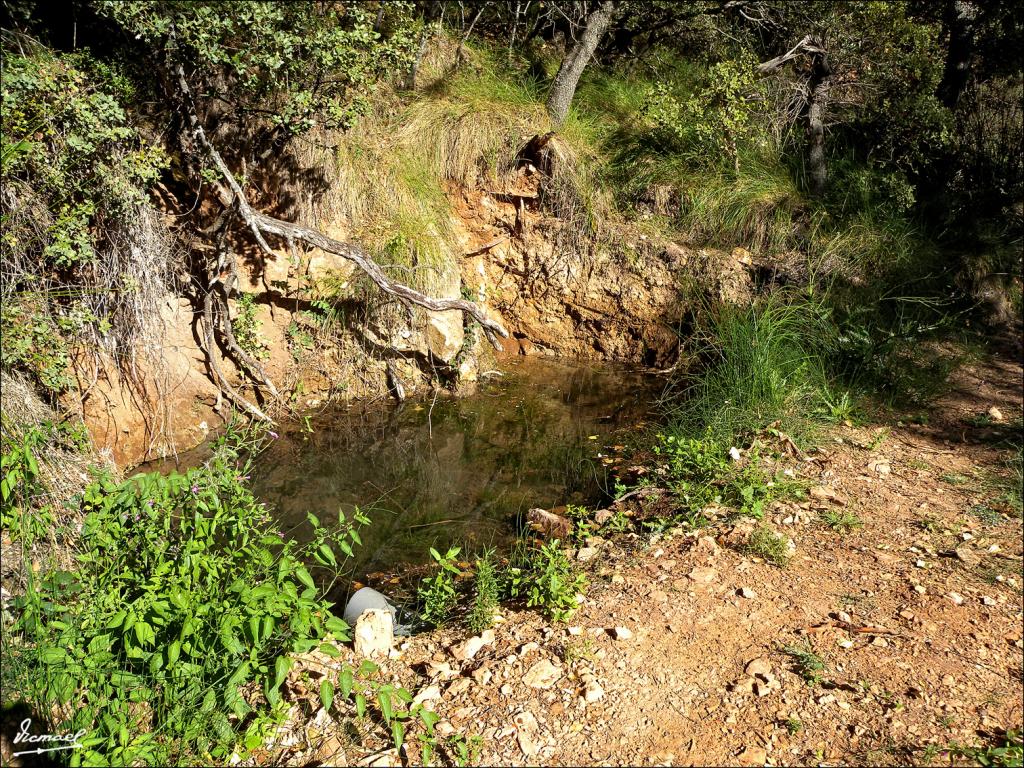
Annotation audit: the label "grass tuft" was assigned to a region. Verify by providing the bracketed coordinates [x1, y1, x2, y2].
[745, 525, 792, 567]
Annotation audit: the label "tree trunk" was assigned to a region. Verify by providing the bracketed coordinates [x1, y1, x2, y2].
[756, 35, 832, 197]
[937, 0, 977, 109]
[805, 46, 832, 197]
[545, 0, 616, 125]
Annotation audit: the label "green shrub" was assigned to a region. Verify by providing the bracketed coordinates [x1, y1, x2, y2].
[417, 546, 462, 627]
[818, 508, 864, 533]
[0, 424, 54, 544]
[654, 431, 798, 521]
[2, 425, 369, 765]
[466, 549, 498, 634]
[505, 540, 587, 622]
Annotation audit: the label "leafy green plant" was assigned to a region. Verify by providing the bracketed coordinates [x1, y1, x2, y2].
[780, 642, 826, 686]
[948, 729, 1023, 768]
[466, 549, 499, 634]
[505, 540, 587, 622]
[417, 546, 462, 627]
[560, 636, 595, 667]
[653, 431, 794, 521]
[818, 508, 864, 533]
[231, 292, 269, 360]
[2, 423, 378, 766]
[443, 732, 484, 767]
[0, 426, 53, 544]
[745, 525, 791, 567]
[785, 717, 803, 735]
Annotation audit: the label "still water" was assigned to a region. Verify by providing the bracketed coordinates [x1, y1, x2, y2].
[248, 357, 662, 579]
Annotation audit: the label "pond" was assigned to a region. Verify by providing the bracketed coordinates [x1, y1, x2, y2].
[248, 357, 663, 583]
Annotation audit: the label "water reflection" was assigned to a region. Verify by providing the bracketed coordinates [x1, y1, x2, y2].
[250, 357, 661, 578]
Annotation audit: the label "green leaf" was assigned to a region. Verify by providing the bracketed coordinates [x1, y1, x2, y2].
[295, 566, 315, 590]
[316, 543, 337, 566]
[39, 647, 67, 664]
[167, 640, 181, 668]
[419, 708, 439, 734]
[319, 680, 334, 712]
[339, 667, 353, 699]
[391, 720, 405, 750]
[355, 692, 366, 718]
[378, 690, 393, 724]
[273, 655, 291, 689]
[317, 642, 340, 658]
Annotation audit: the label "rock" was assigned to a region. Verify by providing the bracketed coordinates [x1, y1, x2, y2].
[987, 406, 1004, 422]
[738, 587, 757, 599]
[809, 485, 838, 502]
[871, 636, 889, 648]
[687, 567, 718, 585]
[517, 729, 538, 757]
[731, 677, 756, 694]
[344, 587, 406, 634]
[523, 659, 562, 689]
[514, 710, 539, 755]
[353, 609, 393, 658]
[526, 508, 572, 540]
[610, 626, 634, 641]
[455, 629, 496, 661]
[436, 721, 455, 737]
[584, 680, 605, 703]
[981, 596, 997, 606]
[695, 535, 720, 556]
[471, 665, 492, 686]
[737, 745, 768, 765]
[729, 446, 743, 462]
[577, 546, 600, 562]
[500, 684, 513, 696]
[955, 545, 980, 568]
[356, 747, 401, 766]
[868, 459, 891, 475]
[594, 509, 614, 526]
[745, 658, 772, 678]
[412, 684, 441, 708]
[610, 573, 625, 585]
[947, 591, 965, 605]
[426, 661, 456, 680]
[426, 310, 465, 363]
[447, 677, 472, 696]
[568, 626, 583, 636]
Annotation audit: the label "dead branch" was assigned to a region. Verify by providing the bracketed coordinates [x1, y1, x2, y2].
[173, 61, 509, 352]
[757, 35, 823, 74]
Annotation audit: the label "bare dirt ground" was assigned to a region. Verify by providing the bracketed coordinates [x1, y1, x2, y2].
[260, 345, 1023, 768]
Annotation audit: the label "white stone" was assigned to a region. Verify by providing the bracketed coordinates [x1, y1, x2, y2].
[353, 609, 393, 658]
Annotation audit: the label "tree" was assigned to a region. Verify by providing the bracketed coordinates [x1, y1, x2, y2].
[757, 34, 832, 196]
[545, 0, 617, 124]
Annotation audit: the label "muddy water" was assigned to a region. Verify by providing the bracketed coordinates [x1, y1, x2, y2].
[249, 358, 662, 580]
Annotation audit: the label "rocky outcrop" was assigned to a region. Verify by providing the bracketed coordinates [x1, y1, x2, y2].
[454, 187, 689, 367]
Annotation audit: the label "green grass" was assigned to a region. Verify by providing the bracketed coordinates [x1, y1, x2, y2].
[818, 508, 864, 533]
[665, 292, 833, 451]
[745, 525, 792, 567]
